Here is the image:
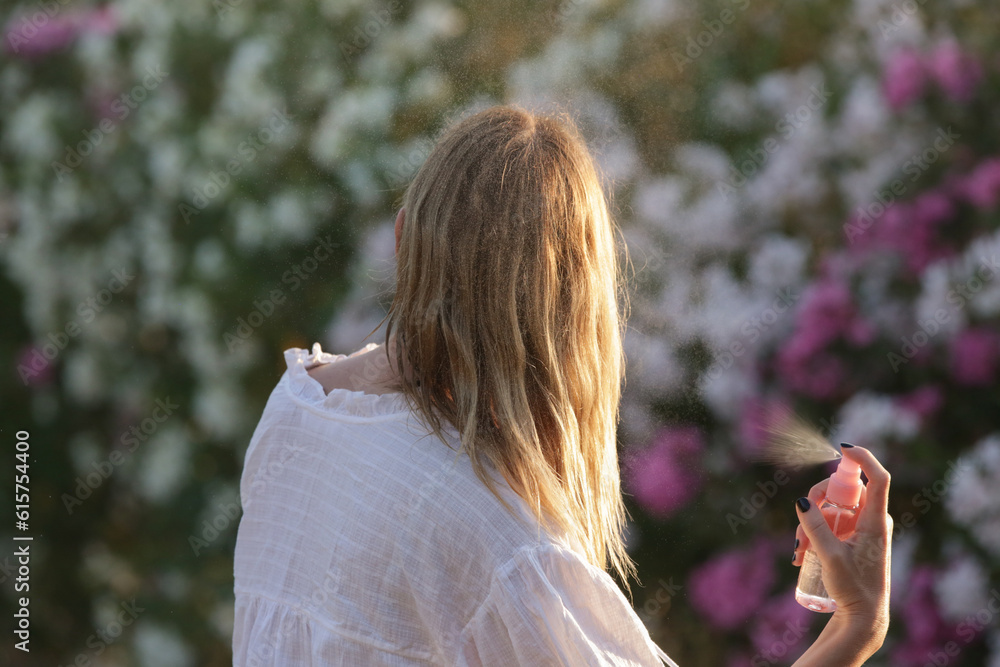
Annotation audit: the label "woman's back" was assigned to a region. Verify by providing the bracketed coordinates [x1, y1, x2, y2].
[232, 342, 669, 666]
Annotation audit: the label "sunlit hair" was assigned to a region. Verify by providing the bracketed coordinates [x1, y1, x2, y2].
[370, 104, 637, 593]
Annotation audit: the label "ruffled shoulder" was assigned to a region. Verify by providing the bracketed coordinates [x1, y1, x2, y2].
[281, 342, 411, 420]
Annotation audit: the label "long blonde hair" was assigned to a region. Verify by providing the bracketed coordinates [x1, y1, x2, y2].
[372, 104, 637, 593]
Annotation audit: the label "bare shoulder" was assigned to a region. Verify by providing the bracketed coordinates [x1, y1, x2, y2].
[307, 344, 395, 396]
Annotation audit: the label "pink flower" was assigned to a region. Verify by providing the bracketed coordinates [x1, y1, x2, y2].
[891, 566, 965, 666]
[895, 385, 944, 420]
[926, 41, 983, 104]
[688, 538, 777, 630]
[623, 426, 704, 518]
[853, 194, 957, 274]
[3, 5, 118, 59]
[883, 49, 927, 111]
[774, 279, 873, 399]
[958, 158, 1000, 210]
[16, 345, 56, 387]
[3, 14, 78, 57]
[747, 589, 813, 664]
[903, 191, 957, 272]
[738, 396, 792, 459]
[948, 327, 1000, 387]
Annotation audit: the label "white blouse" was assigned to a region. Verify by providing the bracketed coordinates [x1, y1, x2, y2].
[232, 342, 676, 666]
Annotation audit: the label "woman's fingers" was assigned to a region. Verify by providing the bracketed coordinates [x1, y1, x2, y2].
[795, 496, 843, 562]
[808, 478, 829, 505]
[793, 523, 808, 565]
[842, 446, 890, 534]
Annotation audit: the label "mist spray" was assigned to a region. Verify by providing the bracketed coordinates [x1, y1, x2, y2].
[794, 450, 862, 612]
[749, 407, 862, 613]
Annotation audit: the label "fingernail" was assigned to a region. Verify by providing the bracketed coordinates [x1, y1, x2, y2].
[794, 538, 799, 550]
[792, 552, 797, 563]
[840, 442, 855, 448]
[796, 497, 810, 512]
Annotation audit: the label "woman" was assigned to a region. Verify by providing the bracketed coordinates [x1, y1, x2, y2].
[232, 105, 892, 666]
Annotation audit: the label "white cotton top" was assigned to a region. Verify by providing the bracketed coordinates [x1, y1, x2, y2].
[232, 342, 675, 667]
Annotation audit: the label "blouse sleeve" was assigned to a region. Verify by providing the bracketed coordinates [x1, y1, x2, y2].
[455, 542, 673, 667]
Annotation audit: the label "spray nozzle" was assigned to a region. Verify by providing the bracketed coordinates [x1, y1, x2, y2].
[825, 448, 863, 507]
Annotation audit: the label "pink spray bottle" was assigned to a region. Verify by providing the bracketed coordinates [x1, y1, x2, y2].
[794, 447, 863, 612]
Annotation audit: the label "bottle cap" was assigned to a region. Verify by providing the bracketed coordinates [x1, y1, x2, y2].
[826, 454, 862, 507]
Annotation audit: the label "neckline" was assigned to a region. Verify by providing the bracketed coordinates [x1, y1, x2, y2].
[283, 343, 412, 420]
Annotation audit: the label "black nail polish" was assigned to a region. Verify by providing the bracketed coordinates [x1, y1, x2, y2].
[792, 552, 797, 563]
[794, 538, 799, 550]
[840, 442, 855, 448]
[796, 497, 810, 512]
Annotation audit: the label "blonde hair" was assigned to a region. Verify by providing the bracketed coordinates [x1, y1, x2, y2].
[371, 104, 637, 593]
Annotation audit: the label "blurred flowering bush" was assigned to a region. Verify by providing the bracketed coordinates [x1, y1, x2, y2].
[2, 0, 998, 664]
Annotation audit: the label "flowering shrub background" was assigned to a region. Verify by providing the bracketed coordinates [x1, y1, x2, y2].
[1, 0, 998, 665]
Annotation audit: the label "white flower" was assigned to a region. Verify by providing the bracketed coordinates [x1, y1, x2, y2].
[403, 66, 451, 106]
[989, 630, 1000, 667]
[135, 424, 190, 504]
[711, 80, 758, 131]
[618, 393, 658, 448]
[623, 327, 684, 396]
[133, 622, 195, 667]
[193, 239, 229, 282]
[629, 0, 685, 27]
[5, 93, 60, 161]
[310, 86, 396, 166]
[268, 190, 312, 242]
[633, 176, 686, 230]
[673, 142, 732, 185]
[961, 227, 1000, 318]
[934, 553, 989, 622]
[218, 37, 281, 120]
[748, 235, 810, 292]
[831, 391, 920, 455]
[834, 75, 891, 150]
[193, 381, 245, 440]
[65, 347, 106, 406]
[889, 530, 919, 608]
[696, 265, 752, 350]
[914, 260, 966, 339]
[698, 357, 756, 422]
[946, 434, 1000, 557]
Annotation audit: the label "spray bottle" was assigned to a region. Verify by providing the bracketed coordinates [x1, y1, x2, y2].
[794, 445, 863, 612]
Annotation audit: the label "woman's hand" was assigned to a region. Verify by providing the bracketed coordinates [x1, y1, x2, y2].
[791, 445, 893, 665]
